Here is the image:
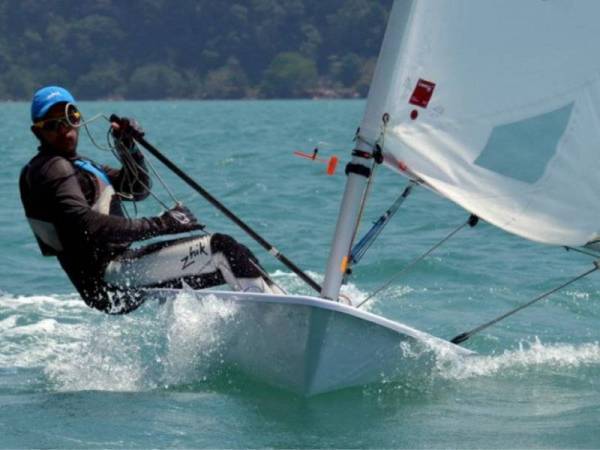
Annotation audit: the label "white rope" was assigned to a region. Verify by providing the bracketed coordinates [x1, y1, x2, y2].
[357, 217, 474, 309]
[74, 109, 181, 213]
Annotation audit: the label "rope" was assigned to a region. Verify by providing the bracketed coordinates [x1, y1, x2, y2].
[105, 125, 181, 213]
[73, 110, 180, 212]
[141, 152, 180, 206]
[345, 121, 389, 280]
[64, 103, 114, 153]
[356, 215, 477, 309]
[351, 181, 415, 265]
[564, 246, 600, 259]
[348, 159, 378, 261]
[451, 263, 599, 344]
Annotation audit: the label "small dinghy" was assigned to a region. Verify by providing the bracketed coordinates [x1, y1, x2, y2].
[130, 0, 600, 395]
[152, 289, 473, 396]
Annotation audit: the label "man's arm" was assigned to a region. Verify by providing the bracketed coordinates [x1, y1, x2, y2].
[43, 158, 178, 246]
[102, 148, 152, 201]
[103, 116, 151, 201]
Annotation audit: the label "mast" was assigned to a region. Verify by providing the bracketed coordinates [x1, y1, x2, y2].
[321, 141, 373, 300]
[320, 0, 411, 301]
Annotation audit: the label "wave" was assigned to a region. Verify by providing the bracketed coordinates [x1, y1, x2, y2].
[0, 282, 399, 394]
[2, 285, 599, 395]
[0, 291, 249, 392]
[436, 337, 600, 381]
[269, 269, 415, 312]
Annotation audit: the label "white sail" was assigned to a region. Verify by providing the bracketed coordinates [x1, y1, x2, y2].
[360, 0, 600, 247]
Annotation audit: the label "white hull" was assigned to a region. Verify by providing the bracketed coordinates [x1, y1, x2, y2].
[151, 289, 473, 396]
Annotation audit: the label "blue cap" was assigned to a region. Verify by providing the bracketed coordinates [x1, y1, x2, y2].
[31, 86, 76, 122]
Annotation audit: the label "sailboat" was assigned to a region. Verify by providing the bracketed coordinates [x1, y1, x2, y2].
[147, 0, 600, 396]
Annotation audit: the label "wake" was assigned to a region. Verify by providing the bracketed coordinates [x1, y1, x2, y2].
[2, 283, 599, 394]
[436, 337, 600, 380]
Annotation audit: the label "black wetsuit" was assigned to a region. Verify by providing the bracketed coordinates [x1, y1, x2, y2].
[19, 146, 169, 312]
[20, 146, 267, 314]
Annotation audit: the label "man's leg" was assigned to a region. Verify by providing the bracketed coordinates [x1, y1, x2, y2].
[103, 234, 283, 294]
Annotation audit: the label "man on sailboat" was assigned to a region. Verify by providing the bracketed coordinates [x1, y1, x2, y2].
[20, 86, 281, 314]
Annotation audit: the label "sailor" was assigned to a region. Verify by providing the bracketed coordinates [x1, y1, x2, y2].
[20, 86, 281, 314]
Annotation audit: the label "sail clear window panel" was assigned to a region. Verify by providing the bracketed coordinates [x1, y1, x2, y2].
[474, 103, 574, 184]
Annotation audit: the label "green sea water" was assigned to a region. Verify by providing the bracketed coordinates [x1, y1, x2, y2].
[1, 100, 600, 448]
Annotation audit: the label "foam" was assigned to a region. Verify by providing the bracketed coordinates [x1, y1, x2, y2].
[0, 293, 84, 310]
[0, 289, 244, 391]
[3, 318, 58, 335]
[436, 337, 600, 380]
[36, 291, 243, 392]
[159, 291, 240, 386]
[5, 287, 598, 394]
[269, 269, 416, 312]
[0, 314, 19, 331]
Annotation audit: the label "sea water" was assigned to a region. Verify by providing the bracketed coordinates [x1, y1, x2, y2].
[1, 100, 599, 448]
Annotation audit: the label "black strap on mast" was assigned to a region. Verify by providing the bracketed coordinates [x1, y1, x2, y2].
[116, 116, 322, 294]
[451, 262, 599, 344]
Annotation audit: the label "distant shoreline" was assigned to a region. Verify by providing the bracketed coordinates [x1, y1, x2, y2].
[1, 95, 367, 102]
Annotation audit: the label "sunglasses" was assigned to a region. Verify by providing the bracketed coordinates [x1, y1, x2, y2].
[34, 104, 82, 132]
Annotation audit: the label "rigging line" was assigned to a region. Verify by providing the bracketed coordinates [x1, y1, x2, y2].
[356, 215, 476, 309]
[109, 131, 180, 208]
[564, 246, 600, 259]
[347, 157, 379, 263]
[121, 175, 171, 210]
[110, 138, 155, 211]
[351, 181, 415, 265]
[83, 121, 112, 152]
[76, 112, 115, 152]
[450, 263, 599, 345]
[346, 122, 388, 277]
[107, 140, 173, 214]
[64, 103, 108, 142]
[77, 113, 178, 213]
[140, 151, 180, 205]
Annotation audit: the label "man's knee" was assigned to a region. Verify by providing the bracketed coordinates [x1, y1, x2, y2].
[210, 233, 260, 278]
[210, 233, 238, 252]
[210, 233, 254, 260]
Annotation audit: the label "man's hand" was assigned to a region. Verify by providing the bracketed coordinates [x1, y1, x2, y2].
[158, 203, 205, 234]
[110, 114, 144, 150]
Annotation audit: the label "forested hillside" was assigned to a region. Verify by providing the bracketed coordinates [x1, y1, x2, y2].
[0, 0, 393, 100]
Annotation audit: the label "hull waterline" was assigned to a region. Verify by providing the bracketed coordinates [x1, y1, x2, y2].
[150, 289, 474, 396]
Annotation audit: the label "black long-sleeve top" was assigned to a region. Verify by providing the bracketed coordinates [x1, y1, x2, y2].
[19, 146, 167, 310]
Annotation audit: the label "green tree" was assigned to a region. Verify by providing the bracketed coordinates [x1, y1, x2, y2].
[127, 64, 188, 99]
[329, 53, 362, 87]
[299, 24, 322, 59]
[203, 58, 249, 99]
[75, 61, 125, 99]
[1, 66, 36, 100]
[260, 52, 318, 98]
[356, 57, 377, 97]
[0, 0, 392, 100]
